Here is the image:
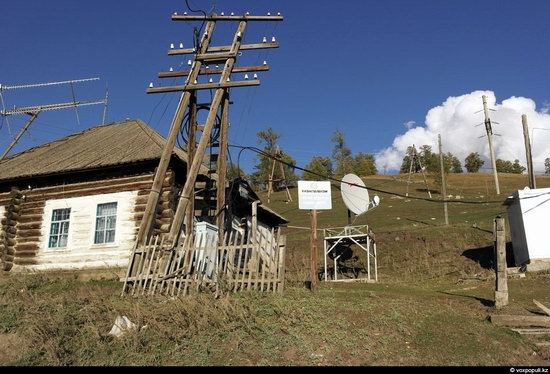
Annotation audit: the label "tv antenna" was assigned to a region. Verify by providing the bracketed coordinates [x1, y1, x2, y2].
[267, 145, 293, 204]
[405, 145, 432, 199]
[341, 173, 380, 224]
[0, 77, 106, 162]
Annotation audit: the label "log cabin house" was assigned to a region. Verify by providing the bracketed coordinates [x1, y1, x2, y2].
[0, 119, 211, 272]
[0, 119, 288, 273]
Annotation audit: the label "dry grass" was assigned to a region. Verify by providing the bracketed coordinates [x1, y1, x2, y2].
[1, 173, 550, 366]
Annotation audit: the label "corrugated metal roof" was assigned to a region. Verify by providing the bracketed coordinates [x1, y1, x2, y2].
[0, 119, 206, 181]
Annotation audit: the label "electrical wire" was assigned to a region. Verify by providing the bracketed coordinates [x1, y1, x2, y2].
[227, 144, 517, 206]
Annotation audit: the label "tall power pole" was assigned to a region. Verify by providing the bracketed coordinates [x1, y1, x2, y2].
[482, 95, 500, 195]
[522, 114, 536, 189]
[438, 134, 449, 225]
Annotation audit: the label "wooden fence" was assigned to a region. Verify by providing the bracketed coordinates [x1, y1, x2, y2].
[122, 228, 286, 297]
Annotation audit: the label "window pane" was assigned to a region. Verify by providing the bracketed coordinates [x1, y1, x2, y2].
[98, 202, 117, 216]
[59, 235, 68, 248]
[60, 221, 69, 235]
[49, 235, 58, 248]
[106, 216, 116, 230]
[96, 217, 105, 231]
[94, 230, 105, 244]
[105, 230, 116, 243]
[50, 222, 60, 235]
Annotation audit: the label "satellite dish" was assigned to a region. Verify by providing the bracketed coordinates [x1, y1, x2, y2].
[341, 174, 370, 215]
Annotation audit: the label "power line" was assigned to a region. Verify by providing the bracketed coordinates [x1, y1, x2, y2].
[228, 144, 511, 205]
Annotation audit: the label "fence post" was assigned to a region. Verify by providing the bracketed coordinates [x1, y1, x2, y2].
[494, 216, 508, 308]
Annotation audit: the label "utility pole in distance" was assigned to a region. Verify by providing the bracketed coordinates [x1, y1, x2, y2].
[521, 114, 536, 189]
[438, 134, 449, 226]
[482, 95, 500, 195]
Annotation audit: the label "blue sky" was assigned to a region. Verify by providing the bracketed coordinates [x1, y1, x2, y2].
[2, 0, 550, 173]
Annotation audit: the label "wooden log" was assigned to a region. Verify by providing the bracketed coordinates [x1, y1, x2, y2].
[494, 217, 508, 308]
[534, 300, 550, 317]
[13, 257, 38, 265]
[6, 227, 17, 235]
[17, 214, 44, 224]
[14, 243, 40, 252]
[14, 250, 39, 258]
[490, 315, 550, 328]
[17, 222, 42, 231]
[17, 229, 41, 238]
[511, 328, 550, 335]
[16, 236, 40, 244]
[24, 182, 157, 202]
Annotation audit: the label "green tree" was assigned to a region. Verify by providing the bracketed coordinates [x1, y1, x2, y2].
[251, 128, 296, 188]
[511, 159, 526, 174]
[400, 145, 428, 174]
[450, 153, 463, 173]
[352, 152, 377, 176]
[419, 145, 439, 173]
[303, 156, 333, 181]
[545, 158, 550, 176]
[465, 152, 484, 173]
[226, 164, 246, 182]
[331, 130, 353, 178]
[496, 159, 525, 174]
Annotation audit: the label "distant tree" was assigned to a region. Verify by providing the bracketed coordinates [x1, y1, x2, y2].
[511, 159, 526, 174]
[331, 130, 353, 178]
[545, 158, 550, 176]
[303, 156, 333, 181]
[226, 164, 246, 182]
[251, 127, 296, 188]
[496, 159, 526, 174]
[450, 153, 463, 173]
[465, 152, 484, 173]
[418, 145, 439, 173]
[352, 153, 377, 176]
[400, 146, 417, 174]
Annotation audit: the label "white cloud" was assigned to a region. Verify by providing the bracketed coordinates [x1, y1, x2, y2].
[375, 90, 550, 173]
[404, 120, 416, 130]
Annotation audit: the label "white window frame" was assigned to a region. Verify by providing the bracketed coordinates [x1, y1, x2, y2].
[93, 202, 118, 245]
[48, 208, 71, 249]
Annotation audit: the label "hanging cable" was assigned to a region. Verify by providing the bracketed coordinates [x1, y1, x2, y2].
[227, 144, 516, 205]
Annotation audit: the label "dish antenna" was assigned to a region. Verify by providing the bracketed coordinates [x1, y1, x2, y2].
[341, 174, 379, 219]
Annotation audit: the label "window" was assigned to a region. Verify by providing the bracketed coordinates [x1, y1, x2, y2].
[48, 208, 71, 248]
[94, 202, 117, 244]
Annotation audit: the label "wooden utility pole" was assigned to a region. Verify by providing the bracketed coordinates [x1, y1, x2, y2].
[136, 20, 217, 246]
[185, 92, 198, 237]
[521, 114, 536, 189]
[267, 146, 292, 204]
[438, 134, 449, 226]
[482, 95, 501, 195]
[405, 145, 432, 198]
[216, 92, 230, 241]
[494, 216, 508, 309]
[133, 13, 283, 247]
[310, 209, 319, 292]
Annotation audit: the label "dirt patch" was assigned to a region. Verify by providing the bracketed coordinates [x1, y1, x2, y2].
[0, 333, 27, 365]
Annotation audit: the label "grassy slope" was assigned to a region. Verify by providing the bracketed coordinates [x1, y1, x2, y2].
[1, 173, 549, 366]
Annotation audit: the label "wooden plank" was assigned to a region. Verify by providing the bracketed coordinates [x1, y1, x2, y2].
[511, 328, 550, 335]
[172, 15, 283, 22]
[147, 80, 260, 94]
[490, 315, 550, 328]
[168, 42, 278, 56]
[159, 65, 269, 78]
[534, 300, 550, 317]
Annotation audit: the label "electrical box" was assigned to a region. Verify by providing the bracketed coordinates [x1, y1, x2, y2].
[506, 187, 550, 266]
[193, 222, 219, 279]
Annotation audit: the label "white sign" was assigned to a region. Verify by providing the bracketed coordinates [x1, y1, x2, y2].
[298, 181, 332, 210]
